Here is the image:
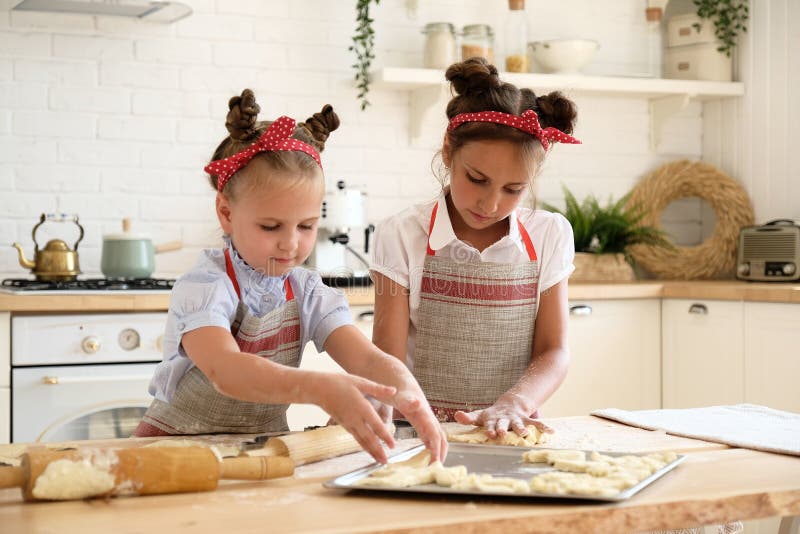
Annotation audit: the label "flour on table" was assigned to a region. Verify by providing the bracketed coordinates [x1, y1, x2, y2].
[142, 439, 240, 460]
[32, 449, 118, 500]
[447, 425, 549, 446]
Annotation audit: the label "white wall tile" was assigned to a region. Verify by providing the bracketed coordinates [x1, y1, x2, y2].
[0, 0, 747, 279]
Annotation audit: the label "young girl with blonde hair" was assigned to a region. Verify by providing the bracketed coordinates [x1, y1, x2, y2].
[135, 89, 446, 463]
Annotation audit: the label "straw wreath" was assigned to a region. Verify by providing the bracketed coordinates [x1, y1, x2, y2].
[627, 160, 754, 279]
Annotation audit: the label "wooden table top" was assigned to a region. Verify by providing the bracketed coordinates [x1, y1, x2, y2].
[1, 416, 798, 533]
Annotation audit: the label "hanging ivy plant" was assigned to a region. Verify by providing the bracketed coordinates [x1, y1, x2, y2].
[692, 0, 749, 57]
[350, 0, 381, 110]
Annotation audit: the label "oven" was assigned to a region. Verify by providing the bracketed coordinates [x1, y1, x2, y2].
[3, 278, 171, 443]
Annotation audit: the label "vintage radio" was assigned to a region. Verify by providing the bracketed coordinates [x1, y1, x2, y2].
[737, 220, 800, 282]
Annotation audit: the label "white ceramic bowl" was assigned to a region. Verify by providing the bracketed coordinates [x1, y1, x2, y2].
[528, 39, 599, 74]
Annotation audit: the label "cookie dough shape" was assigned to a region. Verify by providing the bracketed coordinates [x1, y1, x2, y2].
[525, 449, 677, 497]
[448, 425, 549, 446]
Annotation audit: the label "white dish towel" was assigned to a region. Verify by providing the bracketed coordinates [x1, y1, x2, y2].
[591, 404, 800, 457]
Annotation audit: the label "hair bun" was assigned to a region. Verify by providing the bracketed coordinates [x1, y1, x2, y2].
[445, 57, 501, 96]
[225, 89, 261, 141]
[303, 104, 340, 150]
[535, 92, 577, 134]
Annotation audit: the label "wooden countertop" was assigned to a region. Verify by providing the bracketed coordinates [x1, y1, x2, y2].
[1, 281, 799, 312]
[1, 417, 799, 533]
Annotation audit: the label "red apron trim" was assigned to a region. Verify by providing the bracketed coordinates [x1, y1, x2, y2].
[224, 247, 295, 302]
[421, 277, 538, 301]
[425, 202, 537, 261]
[235, 324, 301, 355]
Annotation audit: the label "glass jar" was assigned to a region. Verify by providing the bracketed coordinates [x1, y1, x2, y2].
[504, 0, 529, 72]
[422, 22, 457, 69]
[461, 24, 494, 64]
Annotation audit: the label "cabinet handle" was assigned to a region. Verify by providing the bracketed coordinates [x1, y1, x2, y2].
[688, 303, 708, 315]
[569, 305, 592, 316]
[357, 311, 374, 322]
[41, 375, 153, 385]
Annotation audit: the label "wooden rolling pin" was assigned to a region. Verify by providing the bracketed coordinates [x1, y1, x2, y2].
[0, 446, 293, 502]
[247, 424, 366, 465]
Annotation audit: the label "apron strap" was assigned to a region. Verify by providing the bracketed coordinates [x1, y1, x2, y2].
[517, 220, 537, 261]
[426, 201, 538, 261]
[425, 202, 439, 256]
[224, 248, 242, 299]
[224, 247, 295, 302]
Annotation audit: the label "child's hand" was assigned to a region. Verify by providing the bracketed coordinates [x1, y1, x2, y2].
[311, 373, 397, 463]
[453, 393, 554, 438]
[392, 390, 448, 463]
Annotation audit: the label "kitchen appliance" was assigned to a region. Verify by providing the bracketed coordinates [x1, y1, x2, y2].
[101, 218, 183, 279]
[0, 447, 293, 502]
[306, 180, 373, 286]
[0, 277, 174, 294]
[11, 213, 84, 282]
[736, 220, 800, 282]
[11, 0, 193, 23]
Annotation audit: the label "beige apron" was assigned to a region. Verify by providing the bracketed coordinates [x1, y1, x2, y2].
[413, 202, 540, 422]
[134, 248, 302, 436]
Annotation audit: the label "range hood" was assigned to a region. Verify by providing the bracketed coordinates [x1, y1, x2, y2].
[12, 0, 192, 23]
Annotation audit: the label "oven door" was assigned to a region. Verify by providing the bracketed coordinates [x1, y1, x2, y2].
[12, 363, 157, 443]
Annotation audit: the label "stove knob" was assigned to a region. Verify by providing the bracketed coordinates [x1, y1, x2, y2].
[783, 263, 796, 275]
[118, 328, 141, 351]
[81, 336, 101, 354]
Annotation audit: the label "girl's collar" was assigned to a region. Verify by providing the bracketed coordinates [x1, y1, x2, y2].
[224, 236, 290, 292]
[428, 192, 522, 251]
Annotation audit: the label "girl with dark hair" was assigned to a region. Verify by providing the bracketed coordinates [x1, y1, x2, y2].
[371, 58, 581, 440]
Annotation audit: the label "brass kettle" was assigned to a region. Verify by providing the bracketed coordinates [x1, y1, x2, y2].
[12, 213, 85, 281]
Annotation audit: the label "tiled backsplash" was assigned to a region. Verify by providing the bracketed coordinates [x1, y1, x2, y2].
[0, 0, 706, 279]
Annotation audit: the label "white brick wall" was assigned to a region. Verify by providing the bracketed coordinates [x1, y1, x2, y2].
[0, 0, 709, 279]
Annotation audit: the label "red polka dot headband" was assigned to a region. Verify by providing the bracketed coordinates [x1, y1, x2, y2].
[204, 115, 322, 192]
[447, 109, 581, 151]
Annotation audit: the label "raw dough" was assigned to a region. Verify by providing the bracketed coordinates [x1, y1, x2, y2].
[447, 425, 549, 446]
[32, 450, 117, 500]
[525, 449, 677, 497]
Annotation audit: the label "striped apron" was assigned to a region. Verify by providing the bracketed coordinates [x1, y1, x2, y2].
[133, 248, 302, 436]
[413, 203, 540, 422]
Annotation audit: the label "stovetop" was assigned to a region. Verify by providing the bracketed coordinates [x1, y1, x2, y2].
[0, 277, 175, 294]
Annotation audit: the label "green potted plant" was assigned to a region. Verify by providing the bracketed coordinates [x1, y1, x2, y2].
[541, 186, 672, 282]
[692, 0, 749, 57]
[350, 0, 381, 110]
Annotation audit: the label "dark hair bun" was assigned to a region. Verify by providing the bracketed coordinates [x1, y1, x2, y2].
[302, 104, 340, 150]
[535, 92, 577, 135]
[225, 89, 261, 141]
[445, 57, 502, 96]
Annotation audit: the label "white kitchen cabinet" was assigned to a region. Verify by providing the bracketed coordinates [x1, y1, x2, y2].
[0, 312, 8, 444]
[544, 299, 661, 417]
[0, 387, 8, 444]
[744, 302, 800, 413]
[286, 306, 374, 431]
[662, 299, 744, 409]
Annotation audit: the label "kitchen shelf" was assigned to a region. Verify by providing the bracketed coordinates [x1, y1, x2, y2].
[371, 67, 745, 147]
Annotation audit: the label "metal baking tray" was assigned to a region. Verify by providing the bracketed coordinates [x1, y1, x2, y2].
[324, 443, 686, 502]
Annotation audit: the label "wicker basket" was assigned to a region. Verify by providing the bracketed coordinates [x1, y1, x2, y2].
[571, 252, 636, 282]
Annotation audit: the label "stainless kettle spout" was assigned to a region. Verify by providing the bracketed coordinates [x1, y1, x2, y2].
[12, 242, 36, 269]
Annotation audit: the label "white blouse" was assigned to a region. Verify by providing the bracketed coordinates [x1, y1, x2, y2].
[370, 193, 575, 367]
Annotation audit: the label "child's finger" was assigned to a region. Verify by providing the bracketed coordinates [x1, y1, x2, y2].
[350, 376, 396, 401]
[453, 410, 478, 426]
[522, 417, 555, 434]
[348, 422, 388, 464]
[510, 419, 529, 436]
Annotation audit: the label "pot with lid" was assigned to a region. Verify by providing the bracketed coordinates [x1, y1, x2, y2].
[101, 218, 182, 279]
